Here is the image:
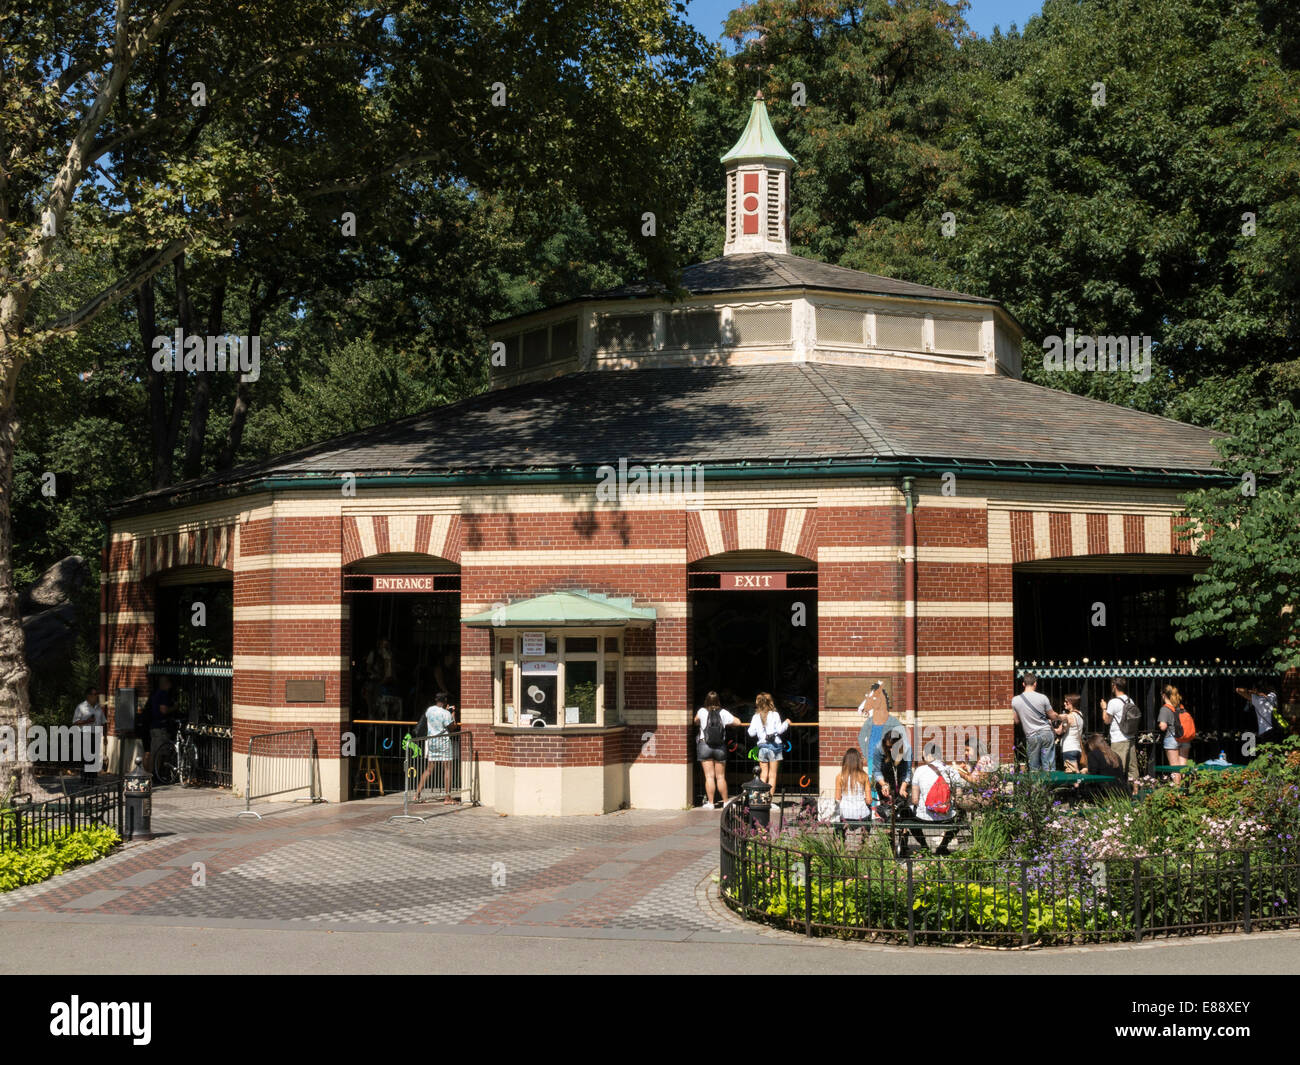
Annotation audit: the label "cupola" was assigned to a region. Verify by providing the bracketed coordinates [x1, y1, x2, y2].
[721, 91, 795, 256]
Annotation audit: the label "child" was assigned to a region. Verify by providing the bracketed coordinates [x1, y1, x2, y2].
[748, 692, 788, 793]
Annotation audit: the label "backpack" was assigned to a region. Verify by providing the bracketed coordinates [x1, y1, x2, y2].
[1118, 695, 1142, 737]
[704, 707, 726, 747]
[412, 710, 429, 739]
[1176, 707, 1197, 744]
[922, 764, 952, 816]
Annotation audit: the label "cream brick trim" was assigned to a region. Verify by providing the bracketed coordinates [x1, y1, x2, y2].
[462, 549, 685, 566]
[357, 517, 378, 559]
[233, 705, 347, 722]
[915, 495, 986, 509]
[1145, 514, 1172, 553]
[1108, 514, 1125, 550]
[917, 655, 1015, 671]
[817, 601, 1009, 618]
[233, 655, 350, 672]
[101, 611, 153, 625]
[780, 508, 807, 554]
[461, 656, 491, 673]
[698, 511, 725, 556]
[988, 509, 1012, 565]
[625, 655, 686, 672]
[819, 656, 907, 671]
[1031, 511, 1050, 560]
[918, 547, 989, 563]
[1071, 513, 1088, 554]
[736, 509, 768, 550]
[100, 653, 153, 666]
[234, 605, 345, 621]
[819, 546, 899, 562]
[235, 552, 341, 571]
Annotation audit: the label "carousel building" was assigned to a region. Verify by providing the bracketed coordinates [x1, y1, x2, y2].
[101, 95, 1275, 814]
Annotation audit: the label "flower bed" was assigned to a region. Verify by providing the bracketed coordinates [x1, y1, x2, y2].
[719, 738, 1300, 945]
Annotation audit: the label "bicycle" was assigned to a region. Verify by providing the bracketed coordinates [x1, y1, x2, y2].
[152, 723, 198, 787]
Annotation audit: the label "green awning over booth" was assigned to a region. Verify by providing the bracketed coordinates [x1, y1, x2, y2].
[461, 590, 656, 627]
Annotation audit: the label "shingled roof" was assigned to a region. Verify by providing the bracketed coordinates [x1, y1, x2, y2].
[596, 253, 1000, 306]
[119, 363, 1225, 511]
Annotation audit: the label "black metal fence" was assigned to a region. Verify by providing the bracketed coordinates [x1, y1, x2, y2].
[719, 798, 1300, 945]
[148, 661, 233, 787]
[0, 779, 125, 854]
[1013, 659, 1280, 771]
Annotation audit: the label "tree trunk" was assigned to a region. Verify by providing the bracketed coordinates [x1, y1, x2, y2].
[0, 396, 44, 802]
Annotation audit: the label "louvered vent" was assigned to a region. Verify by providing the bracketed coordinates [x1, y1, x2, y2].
[766, 173, 782, 241]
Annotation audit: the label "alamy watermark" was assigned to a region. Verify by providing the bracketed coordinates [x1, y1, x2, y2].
[0, 723, 103, 771]
[151, 330, 261, 382]
[1042, 328, 1152, 383]
[595, 458, 704, 504]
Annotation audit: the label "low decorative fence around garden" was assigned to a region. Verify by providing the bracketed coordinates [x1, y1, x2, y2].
[0, 779, 124, 854]
[719, 782, 1300, 947]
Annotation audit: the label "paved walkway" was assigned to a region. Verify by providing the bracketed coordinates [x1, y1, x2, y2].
[0, 789, 745, 940]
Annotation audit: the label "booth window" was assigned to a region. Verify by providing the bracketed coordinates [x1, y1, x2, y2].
[496, 631, 622, 727]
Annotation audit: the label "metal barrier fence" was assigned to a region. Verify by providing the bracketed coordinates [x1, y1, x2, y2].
[719, 797, 1300, 945]
[147, 662, 233, 786]
[1, 779, 124, 853]
[350, 720, 415, 797]
[388, 729, 478, 822]
[238, 729, 321, 819]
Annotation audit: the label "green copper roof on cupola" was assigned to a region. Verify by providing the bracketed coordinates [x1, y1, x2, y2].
[720, 91, 796, 164]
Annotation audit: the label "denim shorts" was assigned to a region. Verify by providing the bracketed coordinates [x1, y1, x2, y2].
[1162, 734, 1186, 751]
[696, 741, 726, 763]
[758, 743, 783, 763]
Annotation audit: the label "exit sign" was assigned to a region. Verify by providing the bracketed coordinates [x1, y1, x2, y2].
[720, 572, 788, 590]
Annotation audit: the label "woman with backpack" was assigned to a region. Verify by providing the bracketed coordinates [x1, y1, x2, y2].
[748, 692, 789, 793]
[695, 691, 736, 809]
[1159, 684, 1193, 782]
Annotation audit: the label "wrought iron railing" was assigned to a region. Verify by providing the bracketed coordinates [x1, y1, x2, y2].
[719, 797, 1300, 945]
[0, 779, 124, 854]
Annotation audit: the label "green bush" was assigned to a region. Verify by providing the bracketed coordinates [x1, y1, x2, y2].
[0, 826, 121, 892]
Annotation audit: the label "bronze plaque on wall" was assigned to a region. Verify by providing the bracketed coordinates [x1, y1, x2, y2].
[825, 676, 893, 709]
[285, 679, 326, 703]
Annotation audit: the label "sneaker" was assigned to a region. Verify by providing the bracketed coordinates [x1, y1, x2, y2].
[696, 801, 715, 810]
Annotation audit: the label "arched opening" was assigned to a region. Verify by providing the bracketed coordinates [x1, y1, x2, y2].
[688, 549, 818, 802]
[343, 553, 460, 797]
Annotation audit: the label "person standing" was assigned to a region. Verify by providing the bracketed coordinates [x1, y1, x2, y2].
[142, 675, 175, 774]
[414, 693, 458, 804]
[1236, 686, 1280, 748]
[1100, 677, 1141, 791]
[1158, 685, 1191, 781]
[694, 691, 734, 809]
[1060, 693, 1086, 773]
[72, 687, 106, 784]
[1012, 672, 1062, 772]
[749, 692, 788, 794]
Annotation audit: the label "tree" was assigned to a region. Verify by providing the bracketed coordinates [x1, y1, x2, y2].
[1174, 402, 1300, 672]
[1, 0, 707, 799]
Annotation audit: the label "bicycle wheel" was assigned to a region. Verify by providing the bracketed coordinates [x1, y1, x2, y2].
[154, 743, 179, 786]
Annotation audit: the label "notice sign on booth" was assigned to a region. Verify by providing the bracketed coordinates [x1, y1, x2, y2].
[521, 631, 546, 656]
[721, 572, 788, 590]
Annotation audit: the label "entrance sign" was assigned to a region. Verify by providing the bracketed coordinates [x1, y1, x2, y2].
[372, 575, 437, 592]
[721, 572, 788, 590]
[521, 631, 546, 656]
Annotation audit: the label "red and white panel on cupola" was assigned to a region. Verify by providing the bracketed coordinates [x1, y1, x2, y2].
[742, 172, 760, 235]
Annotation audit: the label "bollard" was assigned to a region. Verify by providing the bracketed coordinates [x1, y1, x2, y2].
[123, 754, 153, 840]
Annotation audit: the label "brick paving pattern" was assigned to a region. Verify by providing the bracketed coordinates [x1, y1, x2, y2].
[0, 789, 733, 937]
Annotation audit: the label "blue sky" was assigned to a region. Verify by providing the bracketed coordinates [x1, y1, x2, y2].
[684, 1, 1044, 42]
